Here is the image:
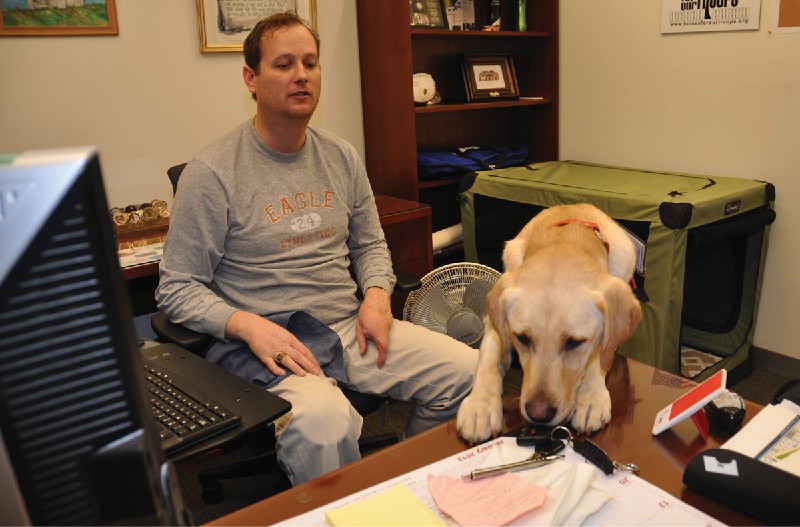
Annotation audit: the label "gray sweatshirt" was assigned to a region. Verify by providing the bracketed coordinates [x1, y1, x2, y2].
[155, 119, 395, 340]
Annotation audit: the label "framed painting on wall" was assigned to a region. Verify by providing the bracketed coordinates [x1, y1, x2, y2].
[0, 0, 118, 37]
[197, 0, 317, 53]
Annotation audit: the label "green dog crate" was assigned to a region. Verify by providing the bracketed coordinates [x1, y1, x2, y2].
[460, 161, 775, 381]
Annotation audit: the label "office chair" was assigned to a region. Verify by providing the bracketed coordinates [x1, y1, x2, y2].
[153, 162, 416, 502]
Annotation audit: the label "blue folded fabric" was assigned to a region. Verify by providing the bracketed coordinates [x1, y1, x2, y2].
[206, 311, 345, 388]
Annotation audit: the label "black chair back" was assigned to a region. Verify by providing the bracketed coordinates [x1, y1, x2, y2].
[167, 162, 187, 195]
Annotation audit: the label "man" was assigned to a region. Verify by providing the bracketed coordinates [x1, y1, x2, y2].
[155, 12, 478, 485]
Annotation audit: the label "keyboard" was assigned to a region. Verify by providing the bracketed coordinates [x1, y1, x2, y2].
[143, 358, 242, 456]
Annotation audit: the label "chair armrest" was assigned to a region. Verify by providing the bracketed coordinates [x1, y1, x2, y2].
[394, 270, 422, 292]
[150, 312, 213, 356]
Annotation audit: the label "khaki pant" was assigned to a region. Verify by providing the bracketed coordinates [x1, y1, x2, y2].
[270, 317, 478, 485]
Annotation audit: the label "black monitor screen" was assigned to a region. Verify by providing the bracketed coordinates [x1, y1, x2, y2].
[0, 147, 186, 525]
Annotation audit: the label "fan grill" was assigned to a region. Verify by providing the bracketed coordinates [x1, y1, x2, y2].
[403, 263, 500, 347]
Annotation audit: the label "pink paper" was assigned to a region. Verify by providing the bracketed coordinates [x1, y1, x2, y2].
[428, 473, 547, 526]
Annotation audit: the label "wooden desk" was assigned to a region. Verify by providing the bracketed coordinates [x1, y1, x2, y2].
[117, 221, 167, 316]
[209, 356, 763, 526]
[375, 194, 433, 277]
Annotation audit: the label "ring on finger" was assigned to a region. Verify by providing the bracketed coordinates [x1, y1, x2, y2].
[275, 351, 286, 364]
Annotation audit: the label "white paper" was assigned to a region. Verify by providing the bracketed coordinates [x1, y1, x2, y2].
[722, 399, 800, 478]
[118, 242, 164, 269]
[722, 404, 789, 457]
[277, 437, 722, 526]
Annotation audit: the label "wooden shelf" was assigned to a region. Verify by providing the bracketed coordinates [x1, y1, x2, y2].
[418, 178, 462, 190]
[356, 0, 558, 231]
[415, 97, 550, 114]
[410, 29, 552, 38]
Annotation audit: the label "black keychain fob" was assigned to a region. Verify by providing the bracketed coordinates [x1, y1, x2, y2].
[516, 425, 554, 446]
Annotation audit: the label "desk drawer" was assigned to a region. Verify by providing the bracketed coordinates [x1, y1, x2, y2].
[383, 219, 429, 269]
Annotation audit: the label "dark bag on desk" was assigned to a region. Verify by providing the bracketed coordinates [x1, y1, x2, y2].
[417, 145, 529, 180]
[683, 448, 800, 525]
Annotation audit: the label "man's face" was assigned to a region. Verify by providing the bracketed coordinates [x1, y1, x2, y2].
[245, 24, 320, 121]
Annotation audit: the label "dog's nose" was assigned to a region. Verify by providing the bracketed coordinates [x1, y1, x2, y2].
[525, 400, 557, 424]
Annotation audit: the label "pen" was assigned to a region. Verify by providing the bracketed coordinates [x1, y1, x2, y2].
[461, 454, 565, 480]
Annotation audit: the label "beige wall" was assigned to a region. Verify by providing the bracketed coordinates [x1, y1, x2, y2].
[1, 1, 797, 361]
[0, 0, 363, 207]
[559, 1, 799, 361]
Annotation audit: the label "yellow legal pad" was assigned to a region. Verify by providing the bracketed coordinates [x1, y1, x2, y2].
[324, 483, 447, 526]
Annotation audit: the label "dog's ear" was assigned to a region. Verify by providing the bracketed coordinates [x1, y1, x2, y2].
[595, 277, 642, 372]
[486, 274, 521, 371]
[502, 238, 526, 272]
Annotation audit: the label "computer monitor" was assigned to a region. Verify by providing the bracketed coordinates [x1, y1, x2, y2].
[0, 147, 189, 525]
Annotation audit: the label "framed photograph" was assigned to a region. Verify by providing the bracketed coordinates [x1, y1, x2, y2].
[0, 0, 118, 37]
[461, 53, 520, 102]
[409, 0, 447, 29]
[197, 0, 317, 54]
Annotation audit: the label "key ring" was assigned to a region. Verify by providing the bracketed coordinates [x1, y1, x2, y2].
[551, 425, 573, 443]
[614, 462, 640, 474]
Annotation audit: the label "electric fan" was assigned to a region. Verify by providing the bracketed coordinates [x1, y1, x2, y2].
[403, 262, 501, 348]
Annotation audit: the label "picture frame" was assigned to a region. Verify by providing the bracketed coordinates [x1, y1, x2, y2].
[409, 0, 447, 29]
[0, 0, 118, 37]
[197, 0, 317, 54]
[461, 53, 520, 102]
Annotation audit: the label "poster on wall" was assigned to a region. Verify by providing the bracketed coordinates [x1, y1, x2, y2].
[197, 0, 316, 53]
[769, 0, 800, 32]
[0, 0, 118, 36]
[661, 0, 761, 33]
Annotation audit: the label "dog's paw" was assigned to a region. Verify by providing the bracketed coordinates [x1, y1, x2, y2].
[456, 393, 503, 443]
[570, 387, 611, 433]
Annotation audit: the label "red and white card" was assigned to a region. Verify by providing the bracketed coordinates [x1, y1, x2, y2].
[652, 369, 727, 441]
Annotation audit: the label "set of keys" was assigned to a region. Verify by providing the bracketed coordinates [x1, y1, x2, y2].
[462, 425, 638, 480]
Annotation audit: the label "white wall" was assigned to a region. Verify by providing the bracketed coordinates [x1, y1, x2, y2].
[560, 1, 799, 361]
[1, 1, 797, 361]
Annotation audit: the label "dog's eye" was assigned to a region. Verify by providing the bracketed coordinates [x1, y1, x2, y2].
[514, 333, 531, 347]
[564, 337, 586, 351]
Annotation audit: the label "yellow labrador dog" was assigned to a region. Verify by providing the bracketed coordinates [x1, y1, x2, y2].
[457, 203, 642, 443]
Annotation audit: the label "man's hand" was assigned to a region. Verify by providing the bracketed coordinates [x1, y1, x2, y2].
[225, 311, 321, 377]
[357, 287, 394, 368]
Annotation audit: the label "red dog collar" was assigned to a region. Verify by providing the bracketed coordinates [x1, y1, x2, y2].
[553, 219, 609, 253]
[553, 219, 637, 290]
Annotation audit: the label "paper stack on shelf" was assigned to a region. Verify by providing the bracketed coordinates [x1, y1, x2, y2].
[118, 241, 164, 269]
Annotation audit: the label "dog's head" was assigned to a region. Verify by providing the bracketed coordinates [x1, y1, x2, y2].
[487, 259, 642, 426]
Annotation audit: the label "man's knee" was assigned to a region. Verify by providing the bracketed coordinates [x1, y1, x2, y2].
[442, 341, 479, 392]
[290, 388, 362, 446]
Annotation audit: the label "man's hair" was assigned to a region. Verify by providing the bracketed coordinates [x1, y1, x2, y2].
[243, 11, 320, 74]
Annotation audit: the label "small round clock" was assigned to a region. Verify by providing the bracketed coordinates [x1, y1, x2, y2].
[412, 72, 436, 105]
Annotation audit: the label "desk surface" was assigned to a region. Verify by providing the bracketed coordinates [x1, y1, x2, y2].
[209, 356, 763, 526]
